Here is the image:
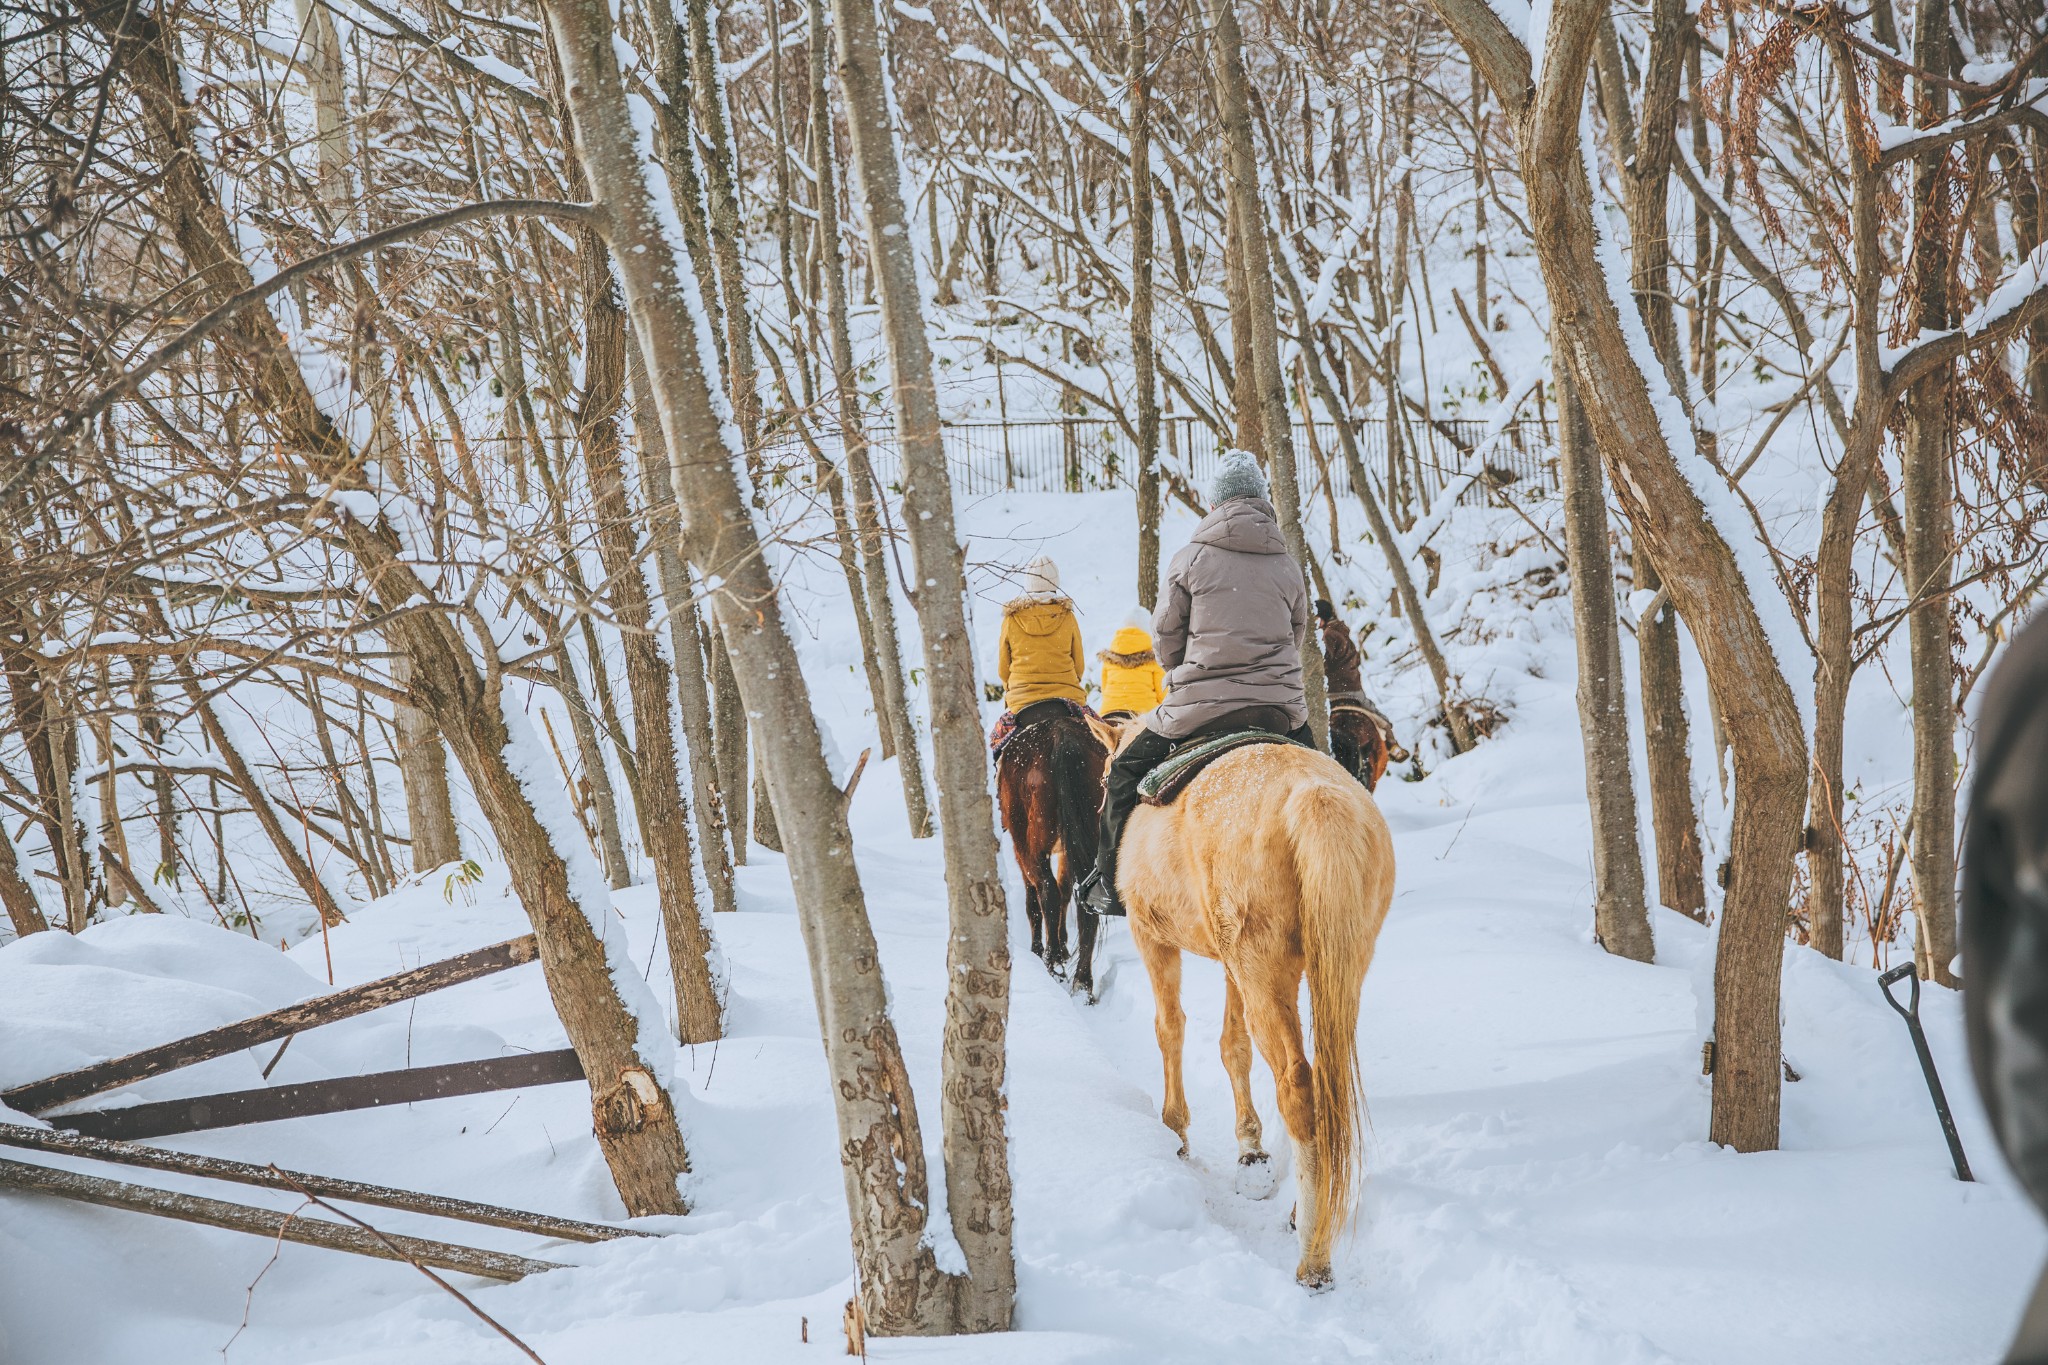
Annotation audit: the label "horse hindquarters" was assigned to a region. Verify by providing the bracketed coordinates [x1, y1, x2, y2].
[1282, 779, 1390, 1287]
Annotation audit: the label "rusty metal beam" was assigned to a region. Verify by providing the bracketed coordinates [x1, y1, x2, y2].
[0, 1157, 561, 1280]
[51, 1049, 587, 1141]
[0, 1124, 644, 1242]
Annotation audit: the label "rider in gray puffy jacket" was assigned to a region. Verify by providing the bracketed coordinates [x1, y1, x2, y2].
[1079, 449, 1312, 918]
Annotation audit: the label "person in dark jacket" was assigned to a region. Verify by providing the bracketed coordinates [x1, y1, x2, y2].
[1319, 600, 1365, 698]
[1318, 599, 1366, 777]
[1079, 449, 1311, 917]
[1964, 611, 2048, 1363]
[1316, 598, 1406, 781]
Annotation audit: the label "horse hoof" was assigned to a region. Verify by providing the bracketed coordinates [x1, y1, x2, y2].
[1234, 1153, 1278, 1200]
[1296, 1265, 1334, 1293]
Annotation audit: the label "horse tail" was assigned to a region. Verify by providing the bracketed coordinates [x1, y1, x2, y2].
[1285, 774, 1384, 1254]
[1050, 720, 1102, 872]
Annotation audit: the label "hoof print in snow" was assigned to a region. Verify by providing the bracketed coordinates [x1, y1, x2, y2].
[1234, 1152, 1279, 1200]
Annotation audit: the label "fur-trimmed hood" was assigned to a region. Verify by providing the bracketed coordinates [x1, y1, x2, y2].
[1004, 593, 1074, 625]
[1099, 624, 1157, 668]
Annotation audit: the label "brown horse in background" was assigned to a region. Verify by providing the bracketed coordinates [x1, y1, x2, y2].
[1329, 701, 1393, 790]
[1118, 739, 1395, 1288]
[996, 715, 1109, 990]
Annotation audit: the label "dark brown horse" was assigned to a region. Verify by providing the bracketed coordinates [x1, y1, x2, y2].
[996, 714, 1109, 990]
[1329, 701, 1399, 791]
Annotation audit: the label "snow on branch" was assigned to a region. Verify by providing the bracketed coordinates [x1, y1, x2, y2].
[1885, 240, 2048, 394]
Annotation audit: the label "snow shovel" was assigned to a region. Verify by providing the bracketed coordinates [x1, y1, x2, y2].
[1878, 962, 1974, 1182]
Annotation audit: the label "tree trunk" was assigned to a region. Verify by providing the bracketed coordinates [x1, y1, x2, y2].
[0, 617, 94, 930]
[391, 654, 462, 873]
[684, 0, 763, 455]
[625, 339, 741, 916]
[809, 0, 933, 839]
[829, 0, 1016, 1328]
[752, 736, 783, 852]
[575, 210, 724, 1044]
[1806, 44, 1888, 961]
[708, 623, 750, 863]
[1128, 0, 1162, 610]
[1556, 372, 1655, 961]
[1204, 0, 1329, 747]
[1635, 554, 1705, 919]
[1902, 0, 1958, 987]
[540, 0, 961, 1322]
[1593, 0, 1706, 922]
[0, 825, 50, 937]
[555, 640, 632, 889]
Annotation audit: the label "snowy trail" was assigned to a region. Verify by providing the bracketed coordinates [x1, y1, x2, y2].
[2, 490, 2042, 1364]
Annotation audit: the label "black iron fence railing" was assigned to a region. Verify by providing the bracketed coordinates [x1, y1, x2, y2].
[765, 414, 1558, 505]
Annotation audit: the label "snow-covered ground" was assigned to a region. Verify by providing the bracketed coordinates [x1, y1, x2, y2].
[2, 490, 2041, 1364]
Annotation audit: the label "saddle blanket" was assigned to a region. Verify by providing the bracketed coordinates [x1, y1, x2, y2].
[989, 697, 1101, 757]
[1138, 729, 1301, 807]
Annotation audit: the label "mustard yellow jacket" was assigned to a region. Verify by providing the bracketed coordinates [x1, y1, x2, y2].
[1098, 625, 1168, 715]
[997, 596, 1086, 711]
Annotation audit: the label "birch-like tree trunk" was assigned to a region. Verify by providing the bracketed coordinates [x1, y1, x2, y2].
[575, 210, 724, 1044]
[625, 339, 741, 916]
[1128, 0, 1162, 609]
[809, 0, 933, 839]
[829, 0, 1016, 1327]
[539, 0, 960, 1324]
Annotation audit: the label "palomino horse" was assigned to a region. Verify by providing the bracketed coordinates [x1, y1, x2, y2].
[1119, 738, 1394, 1287]
[996, 714, 1109, 987]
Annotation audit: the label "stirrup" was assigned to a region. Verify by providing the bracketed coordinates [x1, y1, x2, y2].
[1079, 871, 1125, 918]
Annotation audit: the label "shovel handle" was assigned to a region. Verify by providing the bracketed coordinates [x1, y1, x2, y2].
[1879, 962, 1920, 1020]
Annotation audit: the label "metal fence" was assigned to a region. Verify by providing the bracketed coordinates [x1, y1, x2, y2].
[769, 413, 1557, 505]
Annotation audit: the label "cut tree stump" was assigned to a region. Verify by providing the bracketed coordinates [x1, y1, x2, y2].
[0, 1125, 646, 1242]
[51, 1049, 587, 1141]
[0, 1157, 563, 1280]
[3, 934, 541, 1116]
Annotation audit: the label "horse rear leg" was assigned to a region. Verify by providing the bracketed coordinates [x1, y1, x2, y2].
[1223, 976, 1282, 1200]
[1132, 927, 1190, 1155]
[1020, 874, 1046, 960]
[1221, 977, 1268, 1166]
[1241, 972, 1328, 1286]
[1044, 848, 1072, 971]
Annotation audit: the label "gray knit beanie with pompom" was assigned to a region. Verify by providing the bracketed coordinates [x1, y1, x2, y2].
[1210, 448, 1270, 505]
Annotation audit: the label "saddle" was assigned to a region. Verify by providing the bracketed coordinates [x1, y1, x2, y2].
[1137, 729, 1301, 807]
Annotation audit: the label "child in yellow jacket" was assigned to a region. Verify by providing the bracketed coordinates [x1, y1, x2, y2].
[1097, 609, 1168, 719]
